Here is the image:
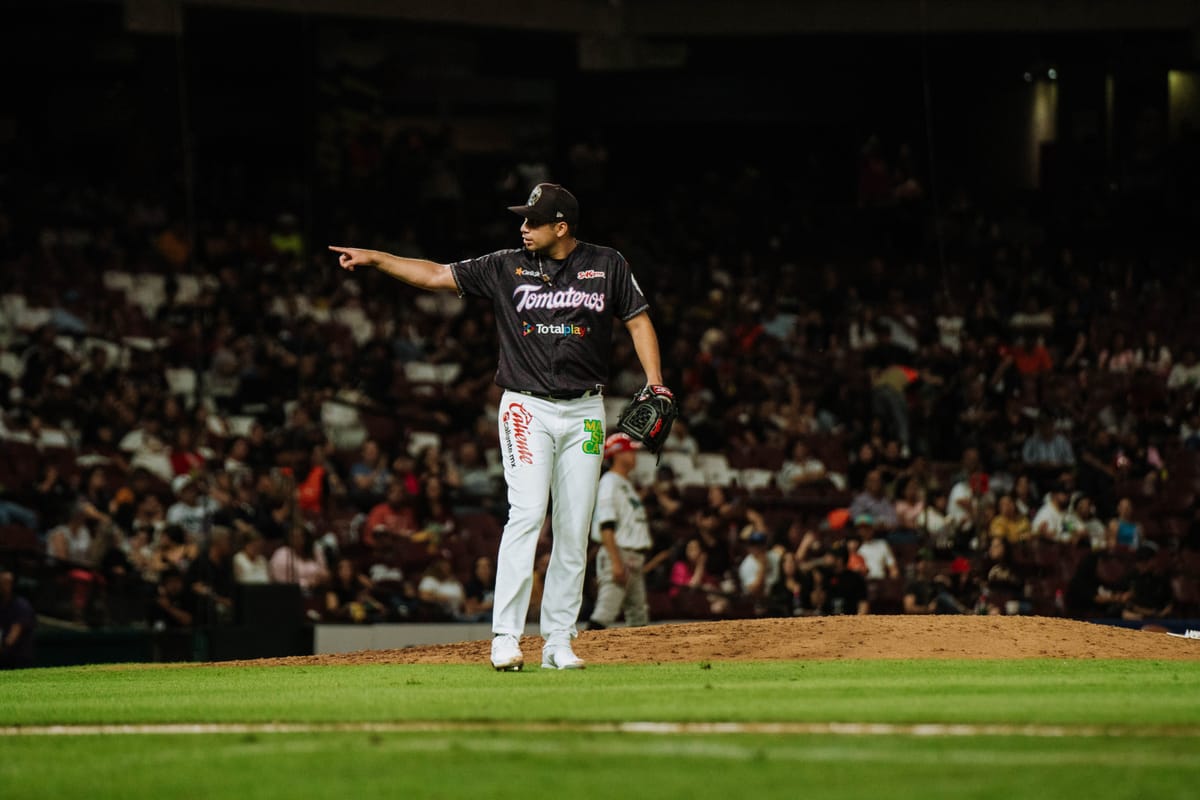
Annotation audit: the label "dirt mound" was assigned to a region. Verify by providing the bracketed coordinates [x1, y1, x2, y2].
[219, 616, 1200, 668]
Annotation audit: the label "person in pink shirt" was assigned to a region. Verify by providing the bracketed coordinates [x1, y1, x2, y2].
[269, 526, 330, 592]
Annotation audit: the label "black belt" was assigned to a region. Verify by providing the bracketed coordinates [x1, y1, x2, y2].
[514, 388, 603, 401]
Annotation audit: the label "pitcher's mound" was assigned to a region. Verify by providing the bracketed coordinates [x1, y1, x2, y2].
[232, 616, 1200, 668]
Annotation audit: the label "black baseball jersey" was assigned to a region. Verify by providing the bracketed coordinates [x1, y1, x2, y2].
[449, 242, 649, 396]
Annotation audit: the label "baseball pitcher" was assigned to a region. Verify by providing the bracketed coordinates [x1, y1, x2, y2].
[330, 183, 670, 671]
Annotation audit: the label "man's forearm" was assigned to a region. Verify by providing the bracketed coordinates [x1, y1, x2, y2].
[371, 251, 457, 292]
[601, 527, 623, 567]
[625, 313, 664, 385]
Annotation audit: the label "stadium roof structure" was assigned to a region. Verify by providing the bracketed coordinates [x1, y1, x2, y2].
[109, 0, 1200, 37]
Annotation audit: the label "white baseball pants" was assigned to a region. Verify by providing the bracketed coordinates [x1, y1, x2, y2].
[492, 391, 605, 644]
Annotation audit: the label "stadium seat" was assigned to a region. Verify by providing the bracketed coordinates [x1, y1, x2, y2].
[165, 367, 197, 403]
[632, 451, 659, 485]
[407, 430, 442, 457]
[696, 452, 737, 486]
[0, 351, 21, 380]
[738, 468, 775, 491]
[0, 524, 40, 553]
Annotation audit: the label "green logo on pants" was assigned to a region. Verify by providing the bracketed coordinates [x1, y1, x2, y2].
[582, 419, 603, 455]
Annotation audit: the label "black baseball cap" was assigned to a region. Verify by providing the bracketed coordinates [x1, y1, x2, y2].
[508, 183, 579, 226]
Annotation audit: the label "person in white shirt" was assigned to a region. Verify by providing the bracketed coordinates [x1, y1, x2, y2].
[418, 558, 467, 618]
[777, 439, 827, 491]
[166, 474, 218, 545]
[233, 531, 270, 584]
[1063, 495, 1107, 550]
[587, 433, 655, 629]
[1168, 348, 1200, 392]
[854, 515, 899, 580]
[738, 527, 780, 601]
[948, 472, 989, 534]
[1032, 485, 1071, 542]
[661, 419, 700, 457]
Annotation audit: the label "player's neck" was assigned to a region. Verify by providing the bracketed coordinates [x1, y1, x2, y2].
[544, 237, 577, 261]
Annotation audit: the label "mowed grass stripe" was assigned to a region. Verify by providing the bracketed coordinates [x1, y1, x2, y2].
[4, 659, 1198, 727]
[4, 732, 1198, 800]
[4, 733, 1200, 770]
[5, 720, 1200, 738]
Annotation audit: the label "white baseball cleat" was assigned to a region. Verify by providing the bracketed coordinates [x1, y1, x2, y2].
[541, 643, 586, 670]
[491, 634, 524, 672]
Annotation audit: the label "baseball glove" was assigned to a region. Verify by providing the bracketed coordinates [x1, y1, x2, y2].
[617, 384, 678, 454]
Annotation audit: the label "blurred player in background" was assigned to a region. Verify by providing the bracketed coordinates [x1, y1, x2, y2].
[586, 433, 654, 630]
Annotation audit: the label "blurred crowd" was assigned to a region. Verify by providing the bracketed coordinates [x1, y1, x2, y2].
[2, 126, 1200, 650]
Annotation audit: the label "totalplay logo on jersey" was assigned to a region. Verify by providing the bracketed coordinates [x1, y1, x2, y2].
[522, 321, 587, 337]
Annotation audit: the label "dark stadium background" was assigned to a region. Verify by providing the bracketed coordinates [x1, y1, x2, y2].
[2, 0, 1200, 666]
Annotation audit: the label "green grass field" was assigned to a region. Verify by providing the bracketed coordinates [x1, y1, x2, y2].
[3, 659, 1199, 799]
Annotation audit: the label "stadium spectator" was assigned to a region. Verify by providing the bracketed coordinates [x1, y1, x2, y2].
[1064, 495, 1107, 550]
[1098, 331, 1136, 373]
[47, 504, 95, 566]
[166, 474, 217, 545]
[1032, 484, 1071, 543]
[1065, 545, 1129, 618]
[982, 538, 1029, 615]
[989, 495, 1032, 544]
[768, 550, 816, 617]
[463, 555, 496, 622]
[903, 557, 966, 614]
[1107, 498, 1143, 551]
[819, 547, 869, 615]
[347, 439, 390, 512]
[168, 426, 205, 477]
[1121, 547, 1173, 620]
[1133, 330, 1171, 376]
[233, 530, 270, 584]
[947, 470, 988, 545]
[854, 516, 899, 580]
[944, 556, 982, 612]
[670, 538, 729, 616]
[186, 526, 236, 625]
[893, 478, 926, 530]
[150, 524, 198, 577]
[363, 477, 418, 548]
[417, 558, 467, 620]
[662, 419, 701, 457]
[268, 526, 330, 592]
[737, 526, 778, 609]
[0, 567, 36, 669]
[777, 439, 828, 491]
[1167, 348, 1200, 393]
[848, 469, 899, 531]
[1010, 473, 1039, 519]
[914, 489, 955, 553]
[1022, 416, 1076, 481]
[325, 557, 386, 623]
[148, 567, 194, 630]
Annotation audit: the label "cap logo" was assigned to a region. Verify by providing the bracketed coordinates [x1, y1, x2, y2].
[528, 186, 542, 205]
